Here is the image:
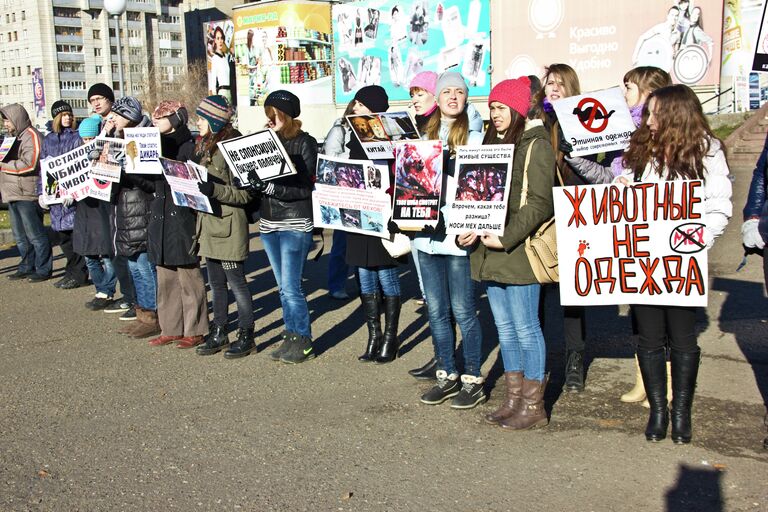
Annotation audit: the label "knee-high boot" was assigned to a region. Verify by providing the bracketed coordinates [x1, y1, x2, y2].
[375, 295, 401, 364]
[670, 348, 700, 444]
[358, 293, 382, 362]
[637, 347, 669, 442]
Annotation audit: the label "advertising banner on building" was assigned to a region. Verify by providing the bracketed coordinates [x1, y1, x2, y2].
[493, 0, 723, 91]
[553, 181, 708, 307]
[233, 1, 332, 107]
[204, 19, 236, 105]
[552, 87, 636, 157]
[313, 154, 391, 237]
[332, 0, 490, 103]
[752, 1, 768, 73]
[444, 144, 513, 236]
[32, 68, 45, 118]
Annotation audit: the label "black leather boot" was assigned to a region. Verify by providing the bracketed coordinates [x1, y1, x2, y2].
[224, 327, 256, 359]
[196, 324, 230, 356]
[358, 293, 382, 362]
[564, 350, 585, 392]
[637, 347, 669, 442]
[375, 295, 401, 364]
[409, 357, 438, 380]
[670, 348, 700, 444]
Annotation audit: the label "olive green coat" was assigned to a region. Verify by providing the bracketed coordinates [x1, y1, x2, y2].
[470, 120, 556, 285]
[195, 149, 251, 262]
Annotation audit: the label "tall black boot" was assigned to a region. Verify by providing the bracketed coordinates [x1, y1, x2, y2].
[375, 295, 401, 364]
[358, 293, 382, 362]
[670, 348, 700, 444]
[637, 347, 669, 442]
[564, 349, 585, 392]
[224, 327, 256, 359]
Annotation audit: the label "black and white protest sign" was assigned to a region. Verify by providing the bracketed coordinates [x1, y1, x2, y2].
[217, 128, 296, 186]
[40, 141, 95, 202]
[123, 127, 162, 174]
[87, 137, 125, 183]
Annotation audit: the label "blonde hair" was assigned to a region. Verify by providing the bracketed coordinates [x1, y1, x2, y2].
[424, 108, 469, 151]
[623, 66, 672, 100]
[52, 112, 77, 134]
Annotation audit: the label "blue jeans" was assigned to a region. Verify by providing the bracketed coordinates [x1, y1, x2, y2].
[261, 230, 313, 338]
[328, 230, 349, 293]
[486, 282, 546, 381]
[85, 256, 116, 297]
[417, 252, 482, 376]
[8, 200, 52, 277]
[358, 265, 400, 297]
[128, 252, 157, 311]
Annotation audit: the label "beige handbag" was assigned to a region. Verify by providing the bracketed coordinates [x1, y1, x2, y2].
[520, 140, 562, 284]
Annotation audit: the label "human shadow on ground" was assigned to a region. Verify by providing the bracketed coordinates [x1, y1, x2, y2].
[665, 465, 723, 512]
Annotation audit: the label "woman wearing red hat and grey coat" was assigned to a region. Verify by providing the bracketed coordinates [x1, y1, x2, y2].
[459, 77, 557, 430]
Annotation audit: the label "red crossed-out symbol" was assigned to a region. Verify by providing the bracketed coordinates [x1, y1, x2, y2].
[93, 178, 110, 189]
[575, 97, 610, 133]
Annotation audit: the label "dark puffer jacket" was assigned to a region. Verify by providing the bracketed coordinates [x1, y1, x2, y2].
[744, 131, 768, 242]
[41, 123, 82, 232]
[73, 198, 113, 257]
[258, 130, 316, 222]
[147, 126, 198, 266]
[113, 179, 152, 257]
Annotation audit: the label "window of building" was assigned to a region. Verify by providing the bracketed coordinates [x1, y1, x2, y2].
[22, 29, 26, 39]
[53, 7, 79, 18]
[110, 46, 116, 55]
[10, 67, 14, 76]
[11, 12, 14, 22]
[129, 47, 141, 56]
[26, 65, 29, 74]
[112, 81, 120, 91]
[94, 47, 101, 56]
[129, 64, 140, 72]
[0, 33, 4, 43]
[20, 10, 24, 21]
[54, 26, 81, 37]
[170, 32, 181, 42]
[5, 14, 9, 24]
[16, 66, 20, 75]
[93, 29, 100, 40]
[13, 31, 17, 41]
[95, 65, 102, 73]
[58, 62, 85, 73]
[127, 11, 140, 21]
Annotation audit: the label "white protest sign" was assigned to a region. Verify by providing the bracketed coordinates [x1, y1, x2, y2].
[160, 158, 213, 214]
[347, 111, 421, 160]
[123, 127, 162, 174]
[312, 154, 391, 238]
[88, 137, 125, 182]
[217, 128, 296, 187]
[552, 87, 636, 157]
[40, 141, 95, 202]
[0, 136, 16, 161]
[40, 158, 63, 205]
[554, 181, 708, 307]
[445, 144, 514, 235]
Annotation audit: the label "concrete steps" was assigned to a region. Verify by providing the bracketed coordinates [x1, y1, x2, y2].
[725, 104, 768, 168]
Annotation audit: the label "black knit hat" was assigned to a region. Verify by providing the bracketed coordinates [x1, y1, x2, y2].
[51, 100, 73, 118]
[87, 82, 115, 103]
[354, 85, 389, 113]
[264, 90, 301, 118]
[111, 96, 143, 124]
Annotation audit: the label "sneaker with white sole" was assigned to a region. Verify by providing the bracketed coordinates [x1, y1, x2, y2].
[420, 370, 460, 405]
[450, 375, 487, 409]
[104, 299, 131, 314]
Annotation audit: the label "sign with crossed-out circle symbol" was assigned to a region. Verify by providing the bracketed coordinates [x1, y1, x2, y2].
[669, 222, 706, 254]
[573, 97, 613, 134]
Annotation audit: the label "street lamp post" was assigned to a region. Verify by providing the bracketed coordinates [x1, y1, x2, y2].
[104, 0, 127, 97]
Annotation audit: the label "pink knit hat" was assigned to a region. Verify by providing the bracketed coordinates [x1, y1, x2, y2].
[488, 77, 532, 118]
[409, 71, 438, 95]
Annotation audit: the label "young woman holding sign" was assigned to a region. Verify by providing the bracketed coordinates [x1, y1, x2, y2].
[617, 84, 731, 443]
[410, 72, 487, 409]
[459, 77, 556, 430]
[247, 90, 317, 365]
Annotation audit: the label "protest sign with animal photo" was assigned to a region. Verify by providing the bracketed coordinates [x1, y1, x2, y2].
[554, 181, 708, 307]
[445, 145, 513, 235]
[217, 128, 296, 186]
[347, 111, 420, 159]
[123, 127, 163, 174]
[160, 158, 213, 214]
[552, 87, 636, 157]
[392, 139, 443, 230]
[39, 141, 95, 202]
[87, 137, 125, 182]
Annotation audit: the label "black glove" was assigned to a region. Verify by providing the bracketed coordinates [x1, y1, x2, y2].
[387, 219, 401, 234]
[557, 126, 573, 156]
[247, 170, 267, 193]
[421, 224, 436, 235]
[198, 181, 215, 197]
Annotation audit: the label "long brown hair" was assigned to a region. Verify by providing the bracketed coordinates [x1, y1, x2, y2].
[52, 112, 77, 133]
[265, 105, 302, 140]
[482, 108, 525, 146]
[195, 123, 239, 160]
[622, 84, 720, 181]
[534, 63, 581, 117]
[623, 66, 672, 101]
[423, 108, 469, 151]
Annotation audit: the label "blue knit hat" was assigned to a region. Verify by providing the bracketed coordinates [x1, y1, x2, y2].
[78, 115, 102, 138]
[111, 96, 143, 124]
[196, 95, 232, 134]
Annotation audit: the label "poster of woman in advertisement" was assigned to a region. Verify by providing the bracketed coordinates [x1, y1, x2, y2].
[632, 6, 682, 71]
[389, 44, 404, 87]
[208, 25, 234, 103]
[409, 2, 428, 45]
[244, 29, 274, 106]
[355, 10, 364, 46]
[680, 7, 714, 58]
[364, 9, 380, 39]
[339, 58, 358, 93]
[390, 5, 407, 44]
[359, 56, 382, 86]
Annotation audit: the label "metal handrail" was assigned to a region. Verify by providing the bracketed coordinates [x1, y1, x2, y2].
[701, 87, 733, 106]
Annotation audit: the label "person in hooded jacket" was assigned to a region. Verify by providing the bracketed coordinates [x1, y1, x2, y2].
[247, 90, 317, 365]
[103, 96, 160, 338]
[38, 100, 88, 289]
[0, 103, 51, 282]
[344, 86, 405, 364]
[144, 101, 209, 349]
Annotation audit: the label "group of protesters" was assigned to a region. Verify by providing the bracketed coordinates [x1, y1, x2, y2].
[2, 59, 758, 446]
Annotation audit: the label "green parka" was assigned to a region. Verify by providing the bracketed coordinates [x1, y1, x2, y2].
[195, 148, 251, 262]
[470, 120, 556, 285]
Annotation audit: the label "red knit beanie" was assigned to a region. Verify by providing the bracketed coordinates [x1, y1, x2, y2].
[488, 77, 532, 118]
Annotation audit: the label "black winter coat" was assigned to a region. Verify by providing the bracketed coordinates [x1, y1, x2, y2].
[344, 135, 402, 267]
[147, 127, 198, 266]
[73, 198, 113, 257]
[113, 180, 152, 257]
[258, 130, 316, 222]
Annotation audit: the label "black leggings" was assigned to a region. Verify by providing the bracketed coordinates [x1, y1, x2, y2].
[633, 305, 699, 353]
[206, 258, 253, 329]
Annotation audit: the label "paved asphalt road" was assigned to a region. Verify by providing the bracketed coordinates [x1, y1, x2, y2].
[0, 160, 766, 511]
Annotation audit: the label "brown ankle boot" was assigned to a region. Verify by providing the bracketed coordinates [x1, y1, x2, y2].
[499, 375, 549, 431]
[130, 309, 161, 338]
[484, 371, 523, 424]
[117, 307, 141, 335]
